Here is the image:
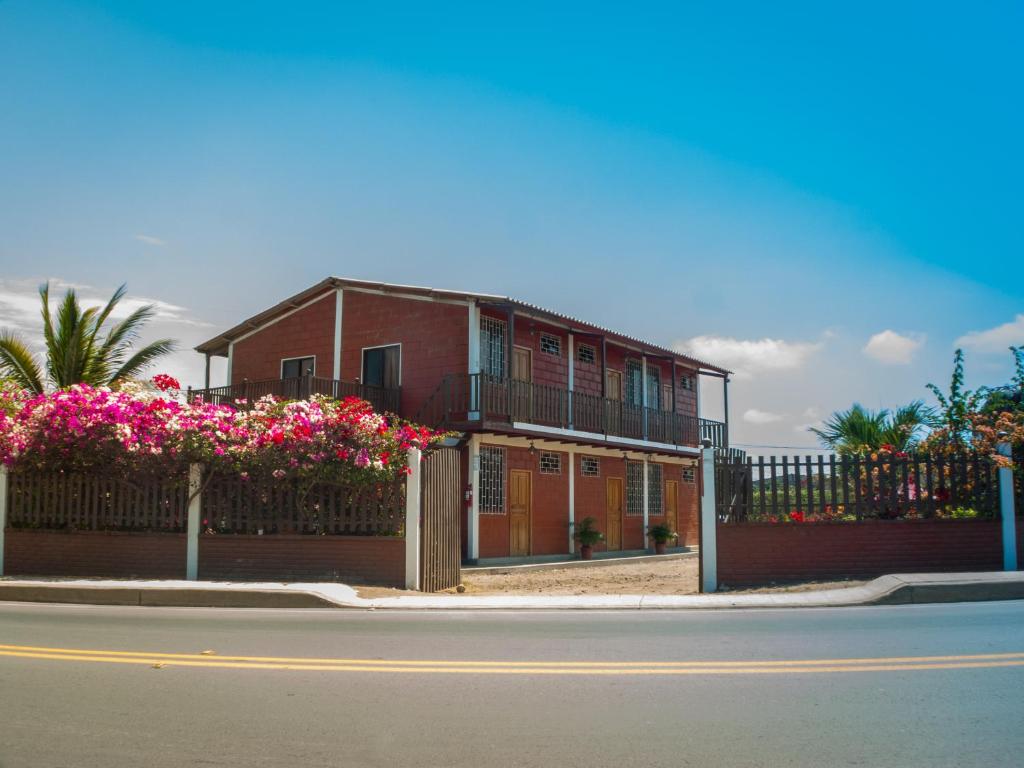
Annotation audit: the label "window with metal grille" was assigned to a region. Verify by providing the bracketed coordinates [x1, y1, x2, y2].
[626, 461, 644, 516]
[577, 343, 596, 365]
[682, 466, 696, 484]
[648, 463, 663, 515]
[480, 317, 507, 378]
[625, 359, 643, 406]
[539, 452, 561, 474]
[646, 366, 661, 410]
[580, 456, 600, 477]
[479, 446, 505, 513]
[540, 333, 561, 356]
[679, 373, 695, 391]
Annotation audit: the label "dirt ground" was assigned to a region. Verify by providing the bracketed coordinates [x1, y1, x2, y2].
[354, 557, 865, 598]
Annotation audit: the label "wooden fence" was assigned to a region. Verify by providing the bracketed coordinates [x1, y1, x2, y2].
[419, 447, 461, 592]
[716, 452, 1002, 523]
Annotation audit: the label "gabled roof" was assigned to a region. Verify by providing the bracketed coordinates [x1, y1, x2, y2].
[195, 277, 730, 375]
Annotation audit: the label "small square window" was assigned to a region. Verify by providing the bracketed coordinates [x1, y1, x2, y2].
[679, 373, 696, 391]
[539, 452, 561, 474]
[682, 466, 696, 484]
[580, 456, 600, 477]
[577, 344, 596, 365]
[540, 333, 561, 356]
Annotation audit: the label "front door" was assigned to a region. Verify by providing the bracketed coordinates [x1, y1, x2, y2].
[606, 477, 624, 551]
[665, 480, 678, 537]
[510, 469, 532, 556]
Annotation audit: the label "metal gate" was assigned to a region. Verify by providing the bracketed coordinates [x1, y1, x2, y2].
[419, 447, 462, 592]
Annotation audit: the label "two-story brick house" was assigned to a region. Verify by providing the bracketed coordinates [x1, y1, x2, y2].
[194, 277, 731, 563]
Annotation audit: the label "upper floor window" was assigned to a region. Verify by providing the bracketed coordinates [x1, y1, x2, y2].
[540, 332, 561, 356]
[625, 359, 643, 406]
[679, 373, 696, 392]
[281, 356, 315, 379]
[362, 345, 400, 389]
[480, 317, 507, 378]
[577, 344, 596, 365]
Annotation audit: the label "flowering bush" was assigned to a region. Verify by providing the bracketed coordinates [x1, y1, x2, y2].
[0, 379, 445, 486]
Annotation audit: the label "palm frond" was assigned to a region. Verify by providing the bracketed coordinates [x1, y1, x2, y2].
[108, 339, 177, 385]
[0, 332, 45, 394]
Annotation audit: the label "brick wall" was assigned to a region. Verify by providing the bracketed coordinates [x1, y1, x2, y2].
[341, 291, 468, 418]
[231, 292, 336, 385]
[717, 519, 1004, 587]
[3, 529, 186, 578]
[198, 535, 405, 586]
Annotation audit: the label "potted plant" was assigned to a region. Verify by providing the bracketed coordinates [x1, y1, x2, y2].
[647, 523, 678, 555]
[573, 516, 604, 560]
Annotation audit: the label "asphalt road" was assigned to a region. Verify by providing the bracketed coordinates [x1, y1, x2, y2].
[1, 601, 1023, 768]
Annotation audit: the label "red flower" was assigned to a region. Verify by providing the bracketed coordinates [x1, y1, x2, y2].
[788, 510, 805, 523]
[152, 374, 181, 392]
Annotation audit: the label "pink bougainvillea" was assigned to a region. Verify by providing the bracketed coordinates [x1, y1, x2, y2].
[0, 378, 445, 484]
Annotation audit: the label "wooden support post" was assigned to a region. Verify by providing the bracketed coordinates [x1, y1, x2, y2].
[405, 448, 422, 590]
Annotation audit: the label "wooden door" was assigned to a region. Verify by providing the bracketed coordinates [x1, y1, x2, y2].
[511, 347, 533, 422]
[665, 480, 678, 537]
[509, 470, 532, 556]
[606, 477, 624, 551]
[606, 370, 623, 436]
[512, 347, 532, 381]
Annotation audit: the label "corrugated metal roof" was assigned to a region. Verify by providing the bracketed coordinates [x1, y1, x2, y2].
[195, 276, 730, 374]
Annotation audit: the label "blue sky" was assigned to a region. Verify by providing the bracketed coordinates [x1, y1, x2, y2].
[1, 1, 1021, 453]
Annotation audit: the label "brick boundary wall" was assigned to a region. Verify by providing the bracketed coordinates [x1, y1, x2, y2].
[717, 519, 1005, 587]
[198, 535, 406, 586]
[3, 529, 187, 579]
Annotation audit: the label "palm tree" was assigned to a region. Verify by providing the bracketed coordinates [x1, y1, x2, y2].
[0, 283, 176, 394]
[810, 402, 935, 455]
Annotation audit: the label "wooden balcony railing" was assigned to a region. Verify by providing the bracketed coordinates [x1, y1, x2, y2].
[416, 373, 727, 449]
[187, 376, 401, 415]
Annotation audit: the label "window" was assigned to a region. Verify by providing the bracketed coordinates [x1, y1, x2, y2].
[539, 452, 561, 474]
[361, 345, 400, 388]
[625, 359, 643, 406]
[679, 373, 695, 392]
[580, 456, 600, 477]
[626, 461, 644, 516]
[682, 466, 696, 484]
[577, 344, 596, 365]
[480, 446, 505, 513]
[480, 317, 506, 378]
[540, 333, 561, 356]
[646, 366, 661, 410]
[281, 356, 315, 379]
[648, 464, 663, 515]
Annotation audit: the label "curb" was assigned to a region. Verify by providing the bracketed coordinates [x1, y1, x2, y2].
[1, 572, 1022, 611]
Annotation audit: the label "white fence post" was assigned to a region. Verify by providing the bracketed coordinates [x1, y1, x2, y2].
[700, 445, 718, 593]
[998, 443, 1018, 571]
[0, 466, 7, 577]
[186, 464, 202, 581]
[405, 448, 422, 591]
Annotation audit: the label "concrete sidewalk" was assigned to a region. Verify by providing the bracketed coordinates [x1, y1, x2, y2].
[1, 571, 1023, 610]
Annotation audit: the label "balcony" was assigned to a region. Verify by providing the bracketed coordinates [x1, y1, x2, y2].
[418, 373, 727, 450]
[187, 376, 401, 415]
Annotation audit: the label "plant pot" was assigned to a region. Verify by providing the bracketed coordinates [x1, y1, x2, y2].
[654, 540, 667, 555]
[580, 544, 593, 560]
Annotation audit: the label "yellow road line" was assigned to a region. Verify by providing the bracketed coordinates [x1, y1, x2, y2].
[2, 647, 1024, 671]
[1, 644, 1023, 675]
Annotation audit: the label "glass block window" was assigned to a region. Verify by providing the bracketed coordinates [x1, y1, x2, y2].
[626, 461, 644, 516]
[480, 317, 507, 378]
[539, 452, 561, 474]
[577, 343, 596, 365]
[682, 466, 696, 484]
[679, 373, 696, 391]
[648, 463, 663, 515]
[540, 333, 561, 356]
[479, 446, 505, 514]
[580, 456, 600, 477]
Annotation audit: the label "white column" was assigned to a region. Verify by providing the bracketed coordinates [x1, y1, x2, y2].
[468, 304, 481, 418]
[404, 447, 422, 590]
[642, 457, 650, 552]
[568, 448, 576, 554]
[186, 464, 202, 580]
[641, 356, 648, 440]
[468, 435, 481, 562]
[226, 342, 235, 386]
[567, 332, 574, 430]
[332, 288, 344, 380]
[700, 446, 718, 592]
[998, 443, 1018, 571]
[0, 466, 8, 576]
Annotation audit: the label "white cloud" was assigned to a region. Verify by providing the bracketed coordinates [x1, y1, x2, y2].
[956, 314, 1024, 354]
[675, 335, 823, 379]
[134, 234, 167, 247]
[743, 408, 783, 424]
[862, 330, 924, 364]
